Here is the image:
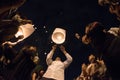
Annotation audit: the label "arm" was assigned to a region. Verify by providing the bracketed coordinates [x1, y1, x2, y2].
[60, 45, 73, 68]
[86, 64, 92, 76]
[2, 41, 19, 46]
[46, 45, 57, 65]
[2, 35, 24, 46]
[32, 72, 37, 80]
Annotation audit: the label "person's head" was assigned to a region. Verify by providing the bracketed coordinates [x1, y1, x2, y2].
[98, 0, 120, 20]
[39, 70, 44, 77]
[82, 21, 105, 45]
[22, 45, 39, 64]
[55, 57, 61, 61]
[89, 54, 96, 63]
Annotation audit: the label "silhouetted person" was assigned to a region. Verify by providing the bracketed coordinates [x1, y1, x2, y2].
[75, 21, 120, 79]
[10, 45, 39, 80]
[98, 0, 120, 21]
[0, 0, 26, 20]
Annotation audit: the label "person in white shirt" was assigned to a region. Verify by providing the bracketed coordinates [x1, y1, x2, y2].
[41, 45, 73, 80]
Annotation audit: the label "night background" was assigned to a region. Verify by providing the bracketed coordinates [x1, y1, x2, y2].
[15, 0, 120, 80]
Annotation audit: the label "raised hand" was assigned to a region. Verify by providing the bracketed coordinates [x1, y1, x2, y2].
[75, 33, 80, 39]
[59, 45, 66, 52]
[52, 45, 57, 51]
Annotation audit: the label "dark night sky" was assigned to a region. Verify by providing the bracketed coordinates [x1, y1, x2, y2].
[16, 0, 120, 80]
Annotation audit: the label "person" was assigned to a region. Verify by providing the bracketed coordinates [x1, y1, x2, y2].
[76, 63, 88, 80]
[98, 0, 120, 21]
[86, 54, 97, 80]
[107, 27, 120, 36]
[1, 42, 17, 66]
[0, 0, 26, 20]
[31, 65, 45, 80]
[0, 14, 32, 45]
[98, 0, 120, 80]
[76, 21, 120, 79]
[0, 0, 32, 45]
[86, 54, 107, 80]
[98, 0, 120, 36]
[0, 41, 20, 80]
[95, 59, 107, 79]
[75, 0, 120, 79]
[0, 20, 19, 44]
[41, 45, 73, 80]
[9, 45, 40, 80]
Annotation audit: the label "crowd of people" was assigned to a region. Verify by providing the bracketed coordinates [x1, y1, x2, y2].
[0, 0, 120, 80]
[75, 54, 108, 80]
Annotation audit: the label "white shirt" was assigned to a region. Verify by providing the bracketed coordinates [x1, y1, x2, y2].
[43, 50, 73, 80]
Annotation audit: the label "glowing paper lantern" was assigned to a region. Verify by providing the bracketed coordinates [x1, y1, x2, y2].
[15, 23, 35, 41]
[52, 28, 66, 44]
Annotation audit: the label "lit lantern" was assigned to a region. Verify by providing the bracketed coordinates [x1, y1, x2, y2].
[15, 23, 35, 41]
[51, 28, 66, 44]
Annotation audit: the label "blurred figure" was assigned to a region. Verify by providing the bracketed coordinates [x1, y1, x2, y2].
[76, 63, 88, 80]
[0, 0, 32, 45]
[10, 45, 39, 80]
[96, 59, 107, 79]
[98, 0, 120, 38]
[0, 13, 33, 45]
[0, 41, 18, 80]
[75, 21, 120, 79]
[12, 13, 32, 24]
[75, 54, 107, 80]
[41, 45, 73, 80]
[1, 42, 17, 66]
[86, 54, 107, 80]
[0, 0, 26, 20]
[0, 20, 19, 44]
[32, 65, 44, 80]
[75, 0, 120, 79]
[107, 27, 120, 36]
[98, 0, 120, 21]
[98, 0, 120, 37]
[86, 54, 97, 80]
